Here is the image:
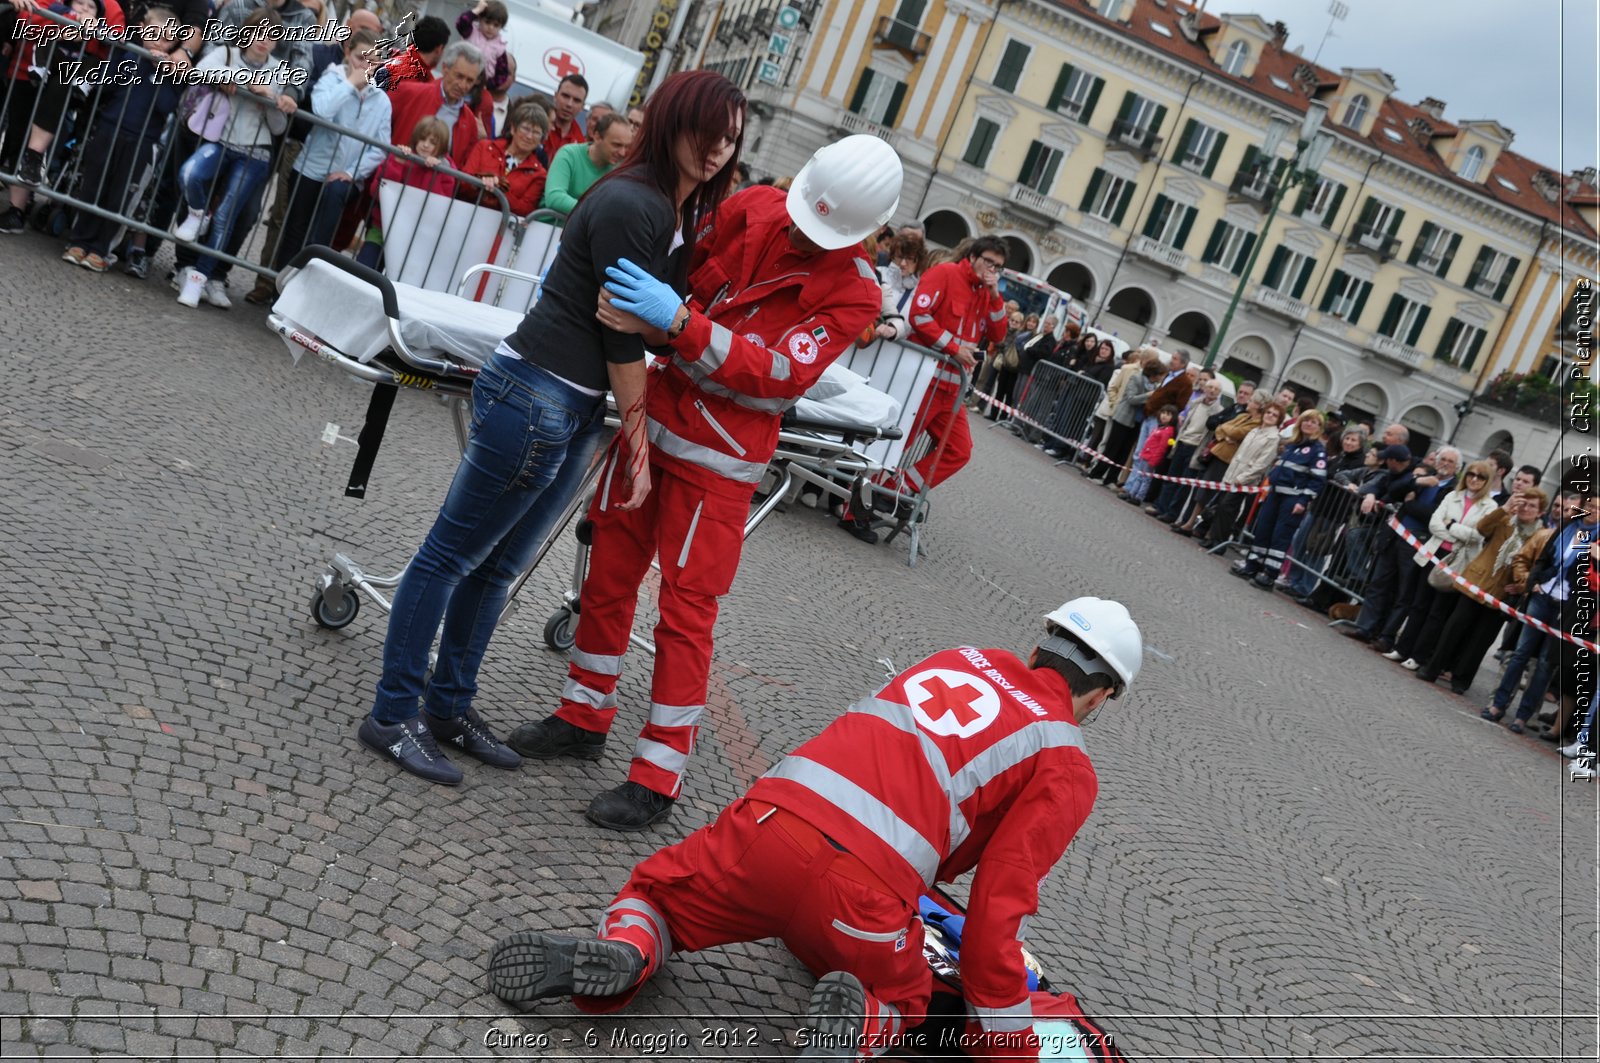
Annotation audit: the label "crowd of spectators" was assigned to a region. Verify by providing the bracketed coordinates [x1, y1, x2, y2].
[0, 0, 634, 304]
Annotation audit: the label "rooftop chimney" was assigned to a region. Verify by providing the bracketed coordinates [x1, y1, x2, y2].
[1417, 97, 1446, 121]
[1270, 19, 1288, 46]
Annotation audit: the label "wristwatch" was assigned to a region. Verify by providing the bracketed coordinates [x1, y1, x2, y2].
[665, 305, 689, 340]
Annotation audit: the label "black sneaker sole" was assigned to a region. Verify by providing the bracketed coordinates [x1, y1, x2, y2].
[799, 971, 867, 1061]
[487, 932, 641, 1002]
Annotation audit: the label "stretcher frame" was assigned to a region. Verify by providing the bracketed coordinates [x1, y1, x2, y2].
[266, 247, 904, 639]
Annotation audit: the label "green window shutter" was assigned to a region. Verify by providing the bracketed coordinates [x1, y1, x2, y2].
[1495, 257, 1520, 301]
[963, 118, 997, 166]
[1292, 256, 1315, 299]
[1356, 196, 1378, 229]
[993, 41, 1028, 92]
[1047, 64, 1074, 111]
[1438, 232, 1461, 278]
[1262, 246, 1287, 288]
[1378, 293, 1402, 337]
[1150, 103, 1167, 136]
[1406, 305, 1430, 347]
[1349, 281, 1371, 325]
[1465, 246, 1491, 291]
[1079, 168, 1104, 212]
[1203, 131, 1227, 178]
[1408, 221, 1436, 266]
[1040, 148, 1062, 193]
[1319, 269, 1346, 313]
[1173, 118, 1197, 163]
[885, 80, 908, 126]
[1294, 181, 1314, 216]
[1240, 144, 1259, 175]
[1173, 205, 1196, 249]
[848, 69, 873, 115]
[1323, 182, 1346, 229]
[1234, 231, 1257, 276]
[1111, 180, 1136, 225]
[1081, 76, 1104, 123]
[1202, 220, 1225, 264]
[1435, 318, 1462, 360]
[1114, 91, 1135, 126]
[1142, 194, 1169, 238]
[1388, 207, 1405, 236]
[1019, 140, 1042, 184]
[1463, 327, 1486, 370]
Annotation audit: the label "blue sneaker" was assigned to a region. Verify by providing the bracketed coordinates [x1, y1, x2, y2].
[358, 715, 463, 785]
[426, 708, 521, 769]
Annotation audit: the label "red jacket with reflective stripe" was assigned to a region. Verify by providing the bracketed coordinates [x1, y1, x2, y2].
[647, 185, 882, 497]
[748, 647, 1097, 1043]
[907, 259, 1007, 387]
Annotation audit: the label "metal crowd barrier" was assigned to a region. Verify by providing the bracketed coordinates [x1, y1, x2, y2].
[1006, 361, 1107, 457]
[0, 10, 511, 289]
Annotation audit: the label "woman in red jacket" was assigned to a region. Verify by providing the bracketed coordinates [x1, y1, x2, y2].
[461, 101, 549, 217]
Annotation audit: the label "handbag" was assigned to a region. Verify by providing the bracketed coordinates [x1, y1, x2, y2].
[1427, 562, 1457, 592]
[179, 49, 232, 141]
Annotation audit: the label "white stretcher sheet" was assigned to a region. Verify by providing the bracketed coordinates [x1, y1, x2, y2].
[791, 363, 901, 432]
[273, 258, 522, 366]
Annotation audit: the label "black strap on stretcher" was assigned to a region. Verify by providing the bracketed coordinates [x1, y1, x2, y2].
[345, 383, 398, 499]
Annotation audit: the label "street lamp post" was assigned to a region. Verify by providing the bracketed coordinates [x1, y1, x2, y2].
[1203, 101, 1335, 371]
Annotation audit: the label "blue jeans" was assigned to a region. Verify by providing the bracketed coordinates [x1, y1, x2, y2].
[371, 355, 608, 724]
[1490, 592, 1559, 718]
[178, 142, 271, 277]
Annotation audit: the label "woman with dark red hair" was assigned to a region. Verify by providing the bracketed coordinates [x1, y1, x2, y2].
[356, 70, 747, 787]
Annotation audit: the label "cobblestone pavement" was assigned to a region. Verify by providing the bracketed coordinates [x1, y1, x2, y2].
[2, 232, 1597, 1061]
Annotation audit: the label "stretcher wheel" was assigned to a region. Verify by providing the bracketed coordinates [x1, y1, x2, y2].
[310, 587, 360, 630]
[543, 606, 577, 651]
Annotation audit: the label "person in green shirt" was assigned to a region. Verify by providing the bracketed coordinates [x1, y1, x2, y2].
[540, 112, 635, 218]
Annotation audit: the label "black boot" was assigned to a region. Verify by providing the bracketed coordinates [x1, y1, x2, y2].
[487, 932, 645, 1003]
[506, 715, 607, 760]
[586, 781, 675, 831]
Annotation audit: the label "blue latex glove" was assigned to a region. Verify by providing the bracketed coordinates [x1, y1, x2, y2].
[603, 258, 682, 331]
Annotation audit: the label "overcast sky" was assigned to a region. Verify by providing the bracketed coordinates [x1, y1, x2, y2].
[1216, 0, 1597, 172]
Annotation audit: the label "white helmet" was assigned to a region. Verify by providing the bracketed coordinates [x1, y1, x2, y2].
[787, 134, 904, 251]
[1041, 597, 1142, 698]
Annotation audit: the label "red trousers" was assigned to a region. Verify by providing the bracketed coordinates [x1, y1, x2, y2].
[584, 797, 931, 1054]
[904, 382, 972, 494]
[555, 452, 749, 798]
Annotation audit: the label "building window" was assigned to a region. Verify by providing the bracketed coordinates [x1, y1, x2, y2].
[1407, 221, 1460, 278]
[1352, 195, 1404, 256]
[1459, 145, 1485, 181]
[992, 39, 1030, 93]
[848, 68, 908, 127]
[1435, 318, 1487, 369]
[1295, 175, 1345, 227]
[962, 117, 1000, 168]
[1111, 92, 1166, 152]
[1080, 168, 1135, 224]
[1048, 64, 1104, 124]
[1141, 194, 1197, 248]
[1201, 220, 1256, 276]
[1096, 0, 1121, 17]
[1017, 140, 1063, 195]
[1221, 39, 1249, 76]
[1319, 269, 1372, 323]
[1378, 294, 1431, 347]
[1262, 245, 1315, 298]
[1173, 119, 1225, 176]
[1467, 247, 1520, 301]
[1341, 93, 1369, 130]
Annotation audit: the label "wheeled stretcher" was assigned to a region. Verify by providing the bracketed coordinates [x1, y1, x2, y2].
[266, 246, 907, 635]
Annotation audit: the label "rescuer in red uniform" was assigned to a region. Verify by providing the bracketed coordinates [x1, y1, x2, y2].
[488, 597, 1143, 1062]
[839, 235, 1009, 543]
[506, 135, 905, 831]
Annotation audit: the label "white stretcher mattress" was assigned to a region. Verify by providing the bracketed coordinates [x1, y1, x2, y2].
[273, 258, 902, 432]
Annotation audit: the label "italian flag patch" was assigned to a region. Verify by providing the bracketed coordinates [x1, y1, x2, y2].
[812, 326, 829, 345]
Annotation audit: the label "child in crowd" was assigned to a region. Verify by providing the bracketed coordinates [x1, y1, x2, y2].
[173, 8, 295, 309]
[456, 0, 510, 92]
[357, 115, 455, 268]
[1121, 404, 1177, 504]
[62, 4, 181, 273]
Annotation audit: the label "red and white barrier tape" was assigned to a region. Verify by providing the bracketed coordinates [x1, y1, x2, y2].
[1384, 515, 1598, 654]
[974, 388, 1268, 495]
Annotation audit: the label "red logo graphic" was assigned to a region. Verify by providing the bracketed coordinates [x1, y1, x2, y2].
[544, 48, 584, 80]
[815, 200, 830, 215]
[904, 668, 1001, 737]
[788, 332, 819, 364]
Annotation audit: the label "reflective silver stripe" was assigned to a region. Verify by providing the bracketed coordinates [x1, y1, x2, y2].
[601, 898, 673, 967]
[949, 721, 1084, 806]
[769, 350, 791, 382]
[855, 257, 876, 281]
[702, 322, 736, 373]
[848, 697, 970, 850]
[694, 374, 794, 413]
[933, 369, 964, 385]
[988, 307, 1007, 323]
[910, 314, 937, 328]
[676, 501, 703, 569]
[634, 737, 689, 776]
[933, 330, 955, 350]
[972, 999, 1034, 1032]
[763, 756, 941, 885]
[830, 918, 904, 943]
[647, 417, 766, 483]
[571, 647, 623, 677]
[561, 676, 617, 710]
[597, 447, 618, 513]
[650, 701, 704, 728]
